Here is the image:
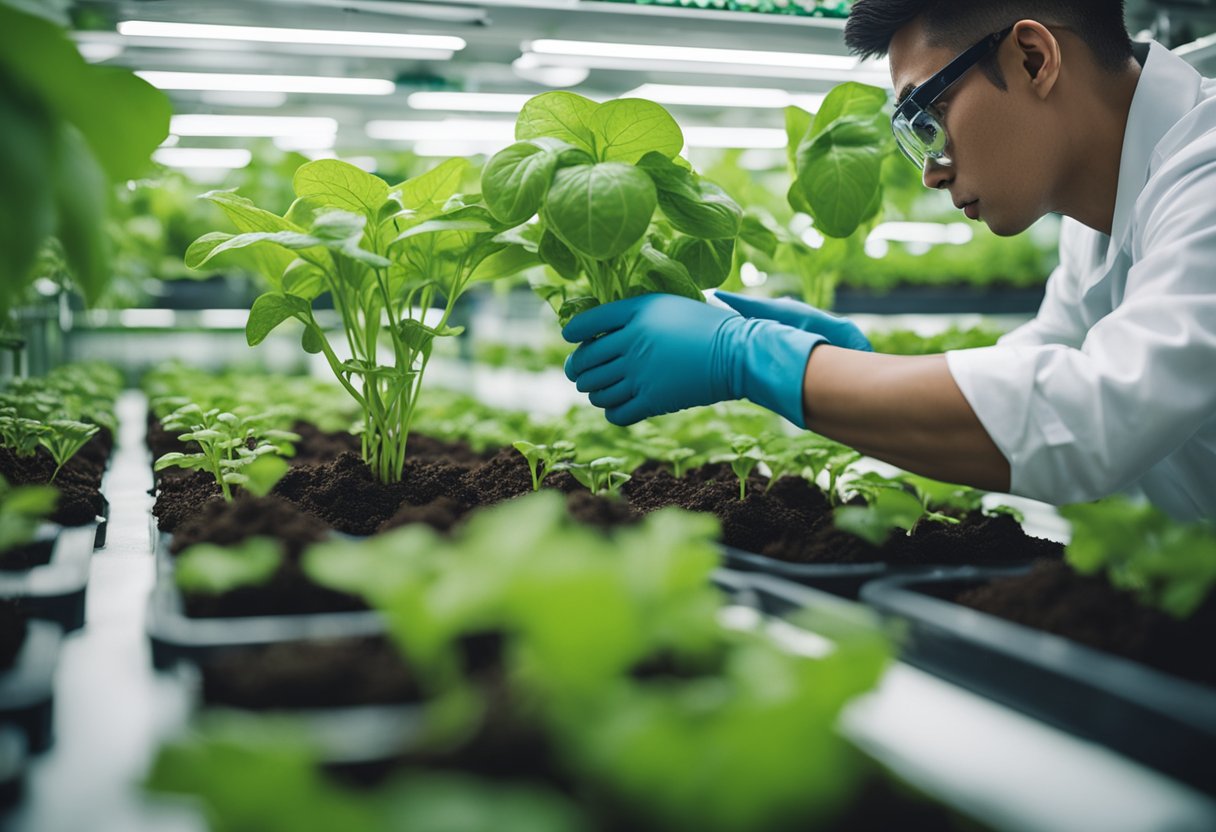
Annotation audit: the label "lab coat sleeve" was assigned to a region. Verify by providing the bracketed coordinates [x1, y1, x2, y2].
[945, 161, 1216, 505]
[997, 219, 1090, 349]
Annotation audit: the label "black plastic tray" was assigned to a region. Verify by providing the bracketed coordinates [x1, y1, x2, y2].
[0, 724, 26, 810]
[0, 524, 97, 631]
[861, 568, 1216, 796]
[93, 493, 109, 550]
[0, 524, 59, 572]
[722, 544, 955, 599]
[0, 620, 63, 753]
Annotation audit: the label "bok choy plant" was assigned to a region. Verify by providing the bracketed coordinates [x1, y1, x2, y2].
[186, 159, 534, 484]
[481, 92, 745, 324]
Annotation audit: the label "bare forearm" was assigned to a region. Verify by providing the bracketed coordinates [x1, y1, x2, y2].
[802, 346, 1011, 491]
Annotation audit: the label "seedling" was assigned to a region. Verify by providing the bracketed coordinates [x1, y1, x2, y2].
[560, 456, 632, 498]
[153, 404, 298, 501]
[1060, 500, 1216, 619]
[39, 419, 99, 481]
[174, 537, 283, 596]
[513, 440, 576, 491]
[710, 435, 765, 501]
[0, 411, 49, 457]
[187, 159, 533, 484]
[833, 479, 928, 547]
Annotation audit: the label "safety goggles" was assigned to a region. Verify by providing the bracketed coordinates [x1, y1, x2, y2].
[891, 25, 1013, 168]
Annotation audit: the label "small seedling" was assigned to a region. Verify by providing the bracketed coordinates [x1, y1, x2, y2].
[512, 440, 577, 491]
[39, 419, 99, 481]
[174, 537, 284, 595]
[710, 435, 765, 501]
[0, 474, 57, 554]
[0, 411, 49, 457]
[560, 456, 632, 498]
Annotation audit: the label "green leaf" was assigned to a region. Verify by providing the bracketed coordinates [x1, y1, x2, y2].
[538, 230, 580, 280]
[0, 4, 171, 181]
[594, 98, 684, 163]
[637, 152, 741, 240]
[174, 538, 283, 596]
[834, 489, 926, 547]
[784, 105, 814, 168]
[51, 123, 109, 305]
[807, 82, 888, 143]
[0, 88, 55, 313]
[242, 455, 289, 498]
[482, 140, 564, 226]
[309, 210, 391, 267]
[544, 163, 657, 260]
[558, 297, 599, 327]
[293, 159, 389, 218]
[794, 116, 887, 239]
[301, 324, 326, 355]
[669, 236, 735, 290]
[516, 92, 599, 158]
[281, 259, 327, 301]
[246, 292, 312, 346]
[392, 157, 470, 212]
[637, 244, 702, 301]
[739, 213, 780, 258]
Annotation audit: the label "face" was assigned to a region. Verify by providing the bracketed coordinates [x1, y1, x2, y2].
[889, 20, 1060, 236]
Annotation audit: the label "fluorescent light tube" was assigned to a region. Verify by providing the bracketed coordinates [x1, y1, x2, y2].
[170, 115, 338, 138]
[407, 92, 536, 113]
[366, 119, 516, 143]
[118, 20, 465, 52]
[138, 71, 395, 96]
[152, 148, 252, 169]
[683, 126, 787, 149]
[627, 83, 825, 111]
[527, 39, 857, 70]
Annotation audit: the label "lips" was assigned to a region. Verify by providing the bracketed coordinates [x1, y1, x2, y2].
[957, 198, 979, 220]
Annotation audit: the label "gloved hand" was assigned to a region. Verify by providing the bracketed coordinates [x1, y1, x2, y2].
[563, 294, 825, 427]
[715, 291, 872, 351]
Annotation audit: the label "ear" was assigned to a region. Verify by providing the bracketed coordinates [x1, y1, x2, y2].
[1010, 19, 1061, 99]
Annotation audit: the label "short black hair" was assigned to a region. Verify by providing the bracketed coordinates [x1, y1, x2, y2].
[845, 0, 1134, 81]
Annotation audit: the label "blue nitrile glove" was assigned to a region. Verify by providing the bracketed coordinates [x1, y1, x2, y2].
[715, 291, 872, 351]
[562, 294, 825, 427]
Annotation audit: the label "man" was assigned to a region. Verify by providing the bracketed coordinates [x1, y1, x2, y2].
[562, 0, 1216, 520]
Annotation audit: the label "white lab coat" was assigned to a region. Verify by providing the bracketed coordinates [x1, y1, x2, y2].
[946, 40, 1216, 520]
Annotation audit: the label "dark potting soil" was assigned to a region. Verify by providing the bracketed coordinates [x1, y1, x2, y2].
[0, 603, 27, 671]
[957, 559, 1216, 688]
[168, 495, 366, 618]
[0, 445, 105, 527]
[198, 637, 419, 709]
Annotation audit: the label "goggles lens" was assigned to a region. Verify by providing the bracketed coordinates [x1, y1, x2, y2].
[892, 106, 949, 168]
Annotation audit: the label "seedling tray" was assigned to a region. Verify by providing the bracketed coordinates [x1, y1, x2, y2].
[93, 493, 109, 550]
[722, 544, 940, 599]
[0, 524, 59, 572]
[861, 568, 1216, 795]
[0, 620, 63, 753]
[0, 525, 97, 632]
[0, 724, 26, 810]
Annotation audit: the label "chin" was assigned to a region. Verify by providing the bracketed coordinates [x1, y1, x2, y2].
[983, 212, 1036, 237]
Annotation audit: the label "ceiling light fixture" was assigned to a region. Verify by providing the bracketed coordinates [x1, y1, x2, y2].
[117, 20, 465, 52]
[138, 71, 395, 96]
[407, 92, 536, 113]
[169, 114, 338, 137]
[365, 119, 516, 143]
[152, 147, 253, 169]
[626, 83, 825, 111]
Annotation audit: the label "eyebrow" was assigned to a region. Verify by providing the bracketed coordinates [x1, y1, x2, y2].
[895, 83, 916, 107]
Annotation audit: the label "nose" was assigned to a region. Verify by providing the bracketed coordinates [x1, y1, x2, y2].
[922, 157, 952, 190]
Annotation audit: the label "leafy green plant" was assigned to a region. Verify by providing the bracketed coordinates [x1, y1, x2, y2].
[710, 435, 765, 500]
[0, 0, 169, 321]
[37, 419, 98, 481]
[1060, 500, 1216, 619]
[187, 158, 533, 484]
[482, 92, 745, 324]
[0, 473, 56, 554]
[0, 411, 49, 457]
[153, 404, 298, 502]
[642, 435, 699, 479]
[174, 537, 283, 596]
[298, 492, 893, 832]
[512, 440, 576, 491]
[782, 82, 892, 306]
[866, 325, 1006, 356]
[560, 456, 632, 498]
[833, 479, 928, 547]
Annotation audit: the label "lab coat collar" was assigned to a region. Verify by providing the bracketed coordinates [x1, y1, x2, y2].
[1107, 41, 1203, 257]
